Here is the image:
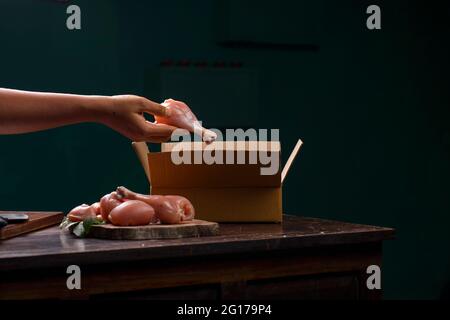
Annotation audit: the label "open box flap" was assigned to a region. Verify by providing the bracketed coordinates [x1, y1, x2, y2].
[132, 142, 152, 183]
[133, 139, 302, 188]
[282, 139, 303, 184]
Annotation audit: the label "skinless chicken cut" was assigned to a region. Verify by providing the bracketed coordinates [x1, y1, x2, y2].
[108, 200, 157, 227]
[116, 186, 195, 224]
[67, 204, 97, 222]
[155, 99, 217, 143]
[67, 187, 196, 226]
[99, 192, 124, 221]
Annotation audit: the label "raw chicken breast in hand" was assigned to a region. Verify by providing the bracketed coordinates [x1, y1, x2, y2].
[155, 99, 217, 143]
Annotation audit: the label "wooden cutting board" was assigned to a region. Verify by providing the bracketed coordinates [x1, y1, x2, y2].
[89, 219, 219, 240]
[0, 212, 64, 240]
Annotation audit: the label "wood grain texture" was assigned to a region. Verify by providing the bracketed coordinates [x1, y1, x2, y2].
[0, 215, 392, 300]
[89, 220, 219, 240]
[0, 242, 383, 300]
[0, 212, 63, 240]
[0, 215, 395, 272]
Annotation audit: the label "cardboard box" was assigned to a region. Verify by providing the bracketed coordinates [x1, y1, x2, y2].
[132, 140, 302, 223]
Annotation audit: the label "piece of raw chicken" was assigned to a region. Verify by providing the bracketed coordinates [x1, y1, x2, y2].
[155, 99, 217, 143]
[67, 187, 196, 226]
[108, 200, 157, 226]
[99, 192, 124, 221]
[116, 186, 195, 224]
[67, 204, 97, 222]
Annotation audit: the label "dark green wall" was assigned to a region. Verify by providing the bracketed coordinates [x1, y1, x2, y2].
[0, 0, 449, 299]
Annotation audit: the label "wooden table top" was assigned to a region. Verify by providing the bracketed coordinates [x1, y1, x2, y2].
[0, 215, 394, 272]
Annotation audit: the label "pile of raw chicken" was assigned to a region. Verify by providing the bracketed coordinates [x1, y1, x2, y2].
[68, 99, 216, 227]
[68, 187, 195, 226]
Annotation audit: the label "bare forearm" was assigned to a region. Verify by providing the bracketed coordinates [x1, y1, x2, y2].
[0, 88, 109, 134]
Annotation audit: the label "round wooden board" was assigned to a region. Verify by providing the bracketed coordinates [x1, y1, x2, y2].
[89, 219, 219, 240]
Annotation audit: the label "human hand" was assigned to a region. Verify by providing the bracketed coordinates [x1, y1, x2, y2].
[99, 95, 177, 142]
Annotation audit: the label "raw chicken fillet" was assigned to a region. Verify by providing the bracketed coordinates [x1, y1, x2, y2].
[155, 99, 217, 143]
[68, 187, 196, 226]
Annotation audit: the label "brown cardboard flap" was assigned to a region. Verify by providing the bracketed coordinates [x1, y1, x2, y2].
[148, 151, 281, 188]
[282, 139, 303, 184]
[132, 142, 151, 183]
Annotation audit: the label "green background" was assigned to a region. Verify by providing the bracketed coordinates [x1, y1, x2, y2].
[0, 0, 449, 299]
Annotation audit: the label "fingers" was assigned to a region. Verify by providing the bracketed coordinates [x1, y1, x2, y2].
[141, 99, 171, 117]
[137, 121, 177, 143]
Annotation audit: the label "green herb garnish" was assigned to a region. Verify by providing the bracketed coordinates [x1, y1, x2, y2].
[60, 216, 105, 238]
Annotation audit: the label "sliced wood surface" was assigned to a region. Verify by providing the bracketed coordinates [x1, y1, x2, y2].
[0, 215, 395, 272]
[0, 211, 63, 240]
[89, 219, 219, 240]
